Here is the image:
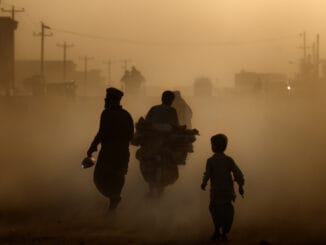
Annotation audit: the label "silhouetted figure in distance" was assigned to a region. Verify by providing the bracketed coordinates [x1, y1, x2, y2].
[120, 66, 145, 94]
[201, 134, 245, 241]
[130, 66, 145, 84]
[87, 87, 134, 211]
[120, 70, 131, 84]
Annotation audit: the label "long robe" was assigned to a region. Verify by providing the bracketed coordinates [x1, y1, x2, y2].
[88, 105, 134, 199]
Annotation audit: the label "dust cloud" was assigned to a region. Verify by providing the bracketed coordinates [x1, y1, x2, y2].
[1, 0, 326, 244]
[1, 88, 326, 244]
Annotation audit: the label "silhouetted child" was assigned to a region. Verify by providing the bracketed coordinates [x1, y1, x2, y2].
[201, 134, 245, 241]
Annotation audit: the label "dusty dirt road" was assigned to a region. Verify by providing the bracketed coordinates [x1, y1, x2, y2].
[1, 94, 326, 244]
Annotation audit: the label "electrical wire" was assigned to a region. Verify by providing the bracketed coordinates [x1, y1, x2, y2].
[51, 27, 297, 47]
[2, 1, 299, 47]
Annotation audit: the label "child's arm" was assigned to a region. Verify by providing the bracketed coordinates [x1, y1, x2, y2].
[231, 160, 245, 197]
[201, 159, 211, 190]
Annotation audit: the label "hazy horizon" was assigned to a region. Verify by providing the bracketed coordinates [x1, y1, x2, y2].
[1, 0, 325, 86]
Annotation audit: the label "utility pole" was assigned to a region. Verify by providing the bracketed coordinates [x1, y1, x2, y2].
[104, 60, 112, 85]
[1, 5, 24, 93]
[312, 42, 316, 67]
[120, 59, 132, 72]
[80, 56, 93, 96]
[300, 31, 309, 64]
[1, 5, 25, 20]
[103, 59, 118, 86]
[299, 31, 311, 78]
[34, 22, 53, 86]
[316, 34, 320, 78]
[57, 41, 74, 82]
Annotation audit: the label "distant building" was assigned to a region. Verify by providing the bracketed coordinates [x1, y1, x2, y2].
[73, 69, 106, 96]
[16, 60, 105, 96]
[193, 77, 213, 96]
[0, 17, 17, 95]
[235, 70, 287, 93]
[46, 81, 77, 98]
[16, 60, 77, 85]
[319, 60, 326, 79]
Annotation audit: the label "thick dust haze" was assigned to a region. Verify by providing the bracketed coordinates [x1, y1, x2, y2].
[1, 92, 326, 244]
[1, 0, 326, 244]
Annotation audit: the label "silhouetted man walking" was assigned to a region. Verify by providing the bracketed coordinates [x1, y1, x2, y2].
[87, 87, 134, 210]
[143, 91, 179, 196]
[145, 90, 179, 127]
[132, 90, 198, 197]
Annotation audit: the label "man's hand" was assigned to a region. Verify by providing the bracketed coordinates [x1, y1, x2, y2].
[239, 185, 244, 198]
[201, 183, 206, 191]
[87, 150, 93, 158]
[87, 144, 98, 158]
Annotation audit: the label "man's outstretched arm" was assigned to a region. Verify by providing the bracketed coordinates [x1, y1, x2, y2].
[87, 132, 101, 157]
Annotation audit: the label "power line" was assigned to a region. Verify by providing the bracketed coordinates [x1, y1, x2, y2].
[4, 5, 298, 48]
[3, 2, 299, 49]
[23, 12, 41, 29]
[50, 27, 297, 47]
[1, 5, 25, 20]
[0, 0, 24, 8]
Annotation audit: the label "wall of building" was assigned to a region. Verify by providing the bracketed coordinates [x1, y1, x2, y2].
[0, 17, 17, 94]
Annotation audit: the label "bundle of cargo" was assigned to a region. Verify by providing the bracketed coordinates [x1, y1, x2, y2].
[132, 117, 199, 188]
[132, 117, 199, 165]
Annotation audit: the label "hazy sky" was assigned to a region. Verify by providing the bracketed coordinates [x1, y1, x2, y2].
[2, 0, 326, 86]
